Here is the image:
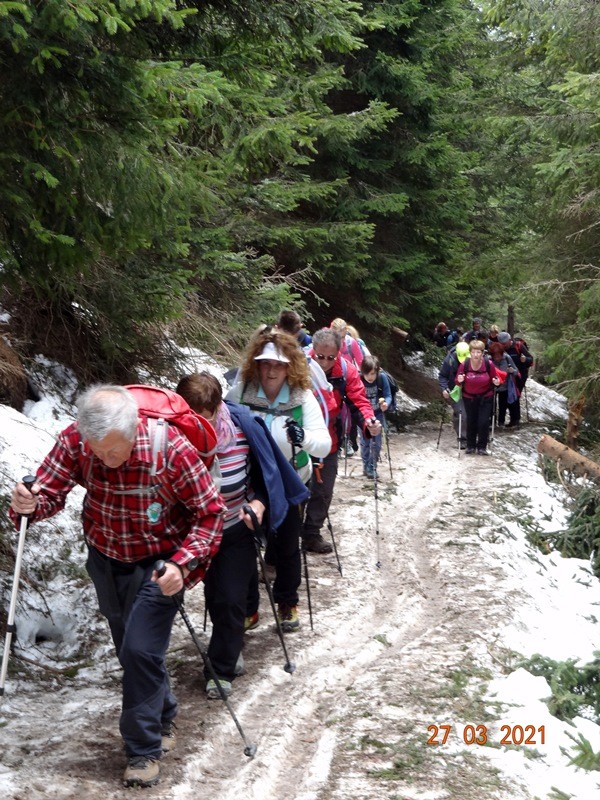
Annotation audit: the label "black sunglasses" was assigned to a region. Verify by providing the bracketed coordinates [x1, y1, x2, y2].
[314, 353, 336, 362]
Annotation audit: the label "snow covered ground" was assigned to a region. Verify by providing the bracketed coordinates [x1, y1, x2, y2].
[1, 357, 600, 799]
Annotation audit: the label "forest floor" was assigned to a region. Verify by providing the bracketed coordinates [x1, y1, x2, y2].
[0, 410, 558, 800]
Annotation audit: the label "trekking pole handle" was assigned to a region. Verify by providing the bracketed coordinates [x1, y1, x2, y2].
[20, 474, 37, 519]
[242, 504, 259, 533]
[154, 560, 167, 578]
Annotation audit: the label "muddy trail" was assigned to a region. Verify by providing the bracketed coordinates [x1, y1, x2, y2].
[0, 420, 544, 800]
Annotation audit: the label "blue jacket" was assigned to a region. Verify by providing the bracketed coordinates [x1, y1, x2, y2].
[226, 402, 309, 532]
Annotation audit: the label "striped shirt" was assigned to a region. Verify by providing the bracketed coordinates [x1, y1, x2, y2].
[217, 428, 254, 529]
[16, 420, 225, 588]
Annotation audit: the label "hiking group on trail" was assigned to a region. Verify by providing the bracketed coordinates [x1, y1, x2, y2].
[436, 316, 534, 455]
[3, 309, 534, 788]
[5, 311, 391, 789]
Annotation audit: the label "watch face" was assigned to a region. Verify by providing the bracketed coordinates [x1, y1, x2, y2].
[188, 558, 199, 571]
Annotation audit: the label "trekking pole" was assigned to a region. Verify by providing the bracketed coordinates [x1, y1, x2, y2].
[457, 410, 462, 459]
[379, 399, 393, 479]
[524, 383, 529, 422]
[154, 561, 257, 758]
[436, 403, 446, 450]
[490, 388, 497, 451]
[242, 505, 296, 674]
[325, 514, 343, 577]
[370, 440, 381, 570]
[284, 420, 314, 632]
[313, 462, 342, 576]
[1, 475, 36, 698]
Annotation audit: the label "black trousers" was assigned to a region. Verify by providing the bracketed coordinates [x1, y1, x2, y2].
[302, 449, 338, 538]
[246, 503, 303, 614]
[204, 520, 257, 682]
[497, 391, 520, 426]
[463, 395, 493, 450]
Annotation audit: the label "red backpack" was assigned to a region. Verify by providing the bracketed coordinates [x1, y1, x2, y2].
[126, 385, 217, 475]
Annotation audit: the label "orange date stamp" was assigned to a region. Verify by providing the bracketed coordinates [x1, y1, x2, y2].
[427, 724, 546, 746]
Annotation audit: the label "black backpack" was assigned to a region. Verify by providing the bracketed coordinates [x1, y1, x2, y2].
[377, 369, 399, 413]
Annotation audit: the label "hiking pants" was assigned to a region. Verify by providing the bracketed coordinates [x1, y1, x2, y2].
[360, 431, 382, 474]
[450, 396, 466, 441]
[463, 395, 494, 450]
[497, 389, 521, 426]
[246, 504, 302, 611]
[302, 449, 338, 538]
[86, 546, 178, 760]
[497, 390, 508, 425]
[204, 520, 257, 682]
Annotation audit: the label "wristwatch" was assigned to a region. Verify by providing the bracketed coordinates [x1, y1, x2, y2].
[168, 557, 199, 576]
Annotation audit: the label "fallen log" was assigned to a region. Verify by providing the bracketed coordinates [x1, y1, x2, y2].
[538, 434, 600, 483]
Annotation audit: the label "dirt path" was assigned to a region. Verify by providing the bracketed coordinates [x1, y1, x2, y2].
[0, 421, 541, 800]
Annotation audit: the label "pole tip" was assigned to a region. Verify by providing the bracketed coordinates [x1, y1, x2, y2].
[244, 743, 258, 758]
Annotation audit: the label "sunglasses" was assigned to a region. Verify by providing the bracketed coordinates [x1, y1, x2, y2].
[314, 353, 336, 362]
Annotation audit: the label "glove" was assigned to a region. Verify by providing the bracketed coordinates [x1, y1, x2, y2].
[285, 418, 305, 446]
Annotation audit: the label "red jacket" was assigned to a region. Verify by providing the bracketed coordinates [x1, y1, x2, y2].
[310, 351, 374, 453]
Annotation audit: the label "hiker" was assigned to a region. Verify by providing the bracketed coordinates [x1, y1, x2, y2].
[176, 371, 308, 697]
[455, 341, 501, 455]
[303, 328, 382, 553]
[276, 308, 312, 348]
[508, 333, 534, 391]
[359, 355, 391, 478]
[330, 317, 364, 368]
[438, 341, 470, 449]
[488, 341, 519, 429]
[462, 317, 488, 344]
[347, 323, 371, 357]
[433, 322, 450, 348]
[226, 329, 331, 630]
[9, 385, 225, 788]
[330, 317, 364, 455]
[486, 324, 500, 350]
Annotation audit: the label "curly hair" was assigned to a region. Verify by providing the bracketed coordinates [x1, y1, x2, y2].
[240, 327, 311, 390]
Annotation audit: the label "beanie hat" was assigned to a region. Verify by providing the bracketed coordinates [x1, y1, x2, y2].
[456, 342, 470, 363]
[497, 332, 511, 344]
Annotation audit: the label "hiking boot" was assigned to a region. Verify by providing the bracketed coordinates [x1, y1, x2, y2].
[363, 468, 374, 479]
[302, 533, 332, 554]
[206, 678, 232, 700]
[459, 440, 468, 450]
[477, 448, 490, 456]
[465, 447, 476, 455]
[277, 604, 300, 632]
[344, 440, 355, 457]
[161, 720, 177, 754]
[123, 756, 160, 788]
[244, 611, 260, 631]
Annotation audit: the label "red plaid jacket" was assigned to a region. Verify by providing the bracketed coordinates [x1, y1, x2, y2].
[13, 420, 225, 588]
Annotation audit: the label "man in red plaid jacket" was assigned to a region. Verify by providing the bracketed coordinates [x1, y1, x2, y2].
[10, 384, 225, 788]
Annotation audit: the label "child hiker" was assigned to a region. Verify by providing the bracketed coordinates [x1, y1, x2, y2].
[359, 356, 392, 478]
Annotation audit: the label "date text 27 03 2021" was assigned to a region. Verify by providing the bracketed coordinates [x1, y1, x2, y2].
[427, 724, 546, 746]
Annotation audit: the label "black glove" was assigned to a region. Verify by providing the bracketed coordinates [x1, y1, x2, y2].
[285, 418, 305, 446]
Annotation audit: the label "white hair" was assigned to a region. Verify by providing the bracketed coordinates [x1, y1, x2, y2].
[312, 328, 341, 351]
[77, 384, 138, 442]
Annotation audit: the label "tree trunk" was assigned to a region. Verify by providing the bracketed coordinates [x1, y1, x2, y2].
[566, 396, 586, 451]
[538, 433, 600, 482]
[507, 305, 515, 337]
